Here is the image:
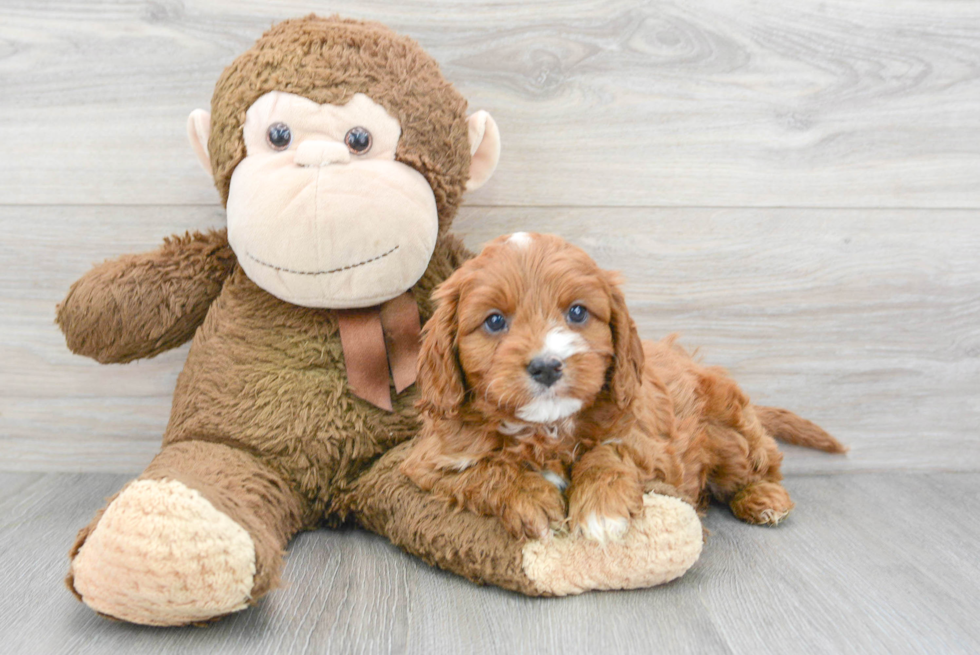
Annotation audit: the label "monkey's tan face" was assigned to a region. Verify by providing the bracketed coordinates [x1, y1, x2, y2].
[226, 91, 439, 308]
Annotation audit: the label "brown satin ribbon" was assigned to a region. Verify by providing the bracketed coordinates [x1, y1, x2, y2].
[335, 291, 421, 411]
[380, 290, 422, 394]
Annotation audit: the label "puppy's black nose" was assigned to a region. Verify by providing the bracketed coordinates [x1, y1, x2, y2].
[527, 357, 563, 387]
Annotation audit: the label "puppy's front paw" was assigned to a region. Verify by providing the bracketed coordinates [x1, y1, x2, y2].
[577, 512, 630, 542]
[568, 475, 643, 543]
[497, 474, 566, 541]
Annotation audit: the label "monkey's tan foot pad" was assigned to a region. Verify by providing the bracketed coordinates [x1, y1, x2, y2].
[70, 478, 256, 626]
[522, 492, 703, 595]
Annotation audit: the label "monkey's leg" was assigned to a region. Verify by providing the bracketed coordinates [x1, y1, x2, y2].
[67, 441, 306, 626]
[351, 442, 704, 596]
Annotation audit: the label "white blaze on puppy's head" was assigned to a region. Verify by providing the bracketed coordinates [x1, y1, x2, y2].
[507, 232, 533, 249]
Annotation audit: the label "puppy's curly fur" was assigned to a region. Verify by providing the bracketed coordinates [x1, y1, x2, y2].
[401, 233, 845, 541]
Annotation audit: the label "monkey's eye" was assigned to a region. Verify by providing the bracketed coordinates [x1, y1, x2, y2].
[266, 123, 292, 150]
[566, 304, 589, 325]
[483, 313, 508, 334]
[345, 127, 372, 154]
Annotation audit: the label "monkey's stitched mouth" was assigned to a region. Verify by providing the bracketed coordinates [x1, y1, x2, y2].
[245, 245, 400, 276]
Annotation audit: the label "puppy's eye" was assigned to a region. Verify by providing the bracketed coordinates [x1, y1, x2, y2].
[483, 313, 508, 334]
[267, 123, 292, 150]
[345, 126, 372, 154]
[566, 304, 589, 325]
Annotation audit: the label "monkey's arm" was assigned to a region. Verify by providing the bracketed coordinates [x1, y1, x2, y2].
[57, 229, 236, 363]
[352, 440, 704, 596]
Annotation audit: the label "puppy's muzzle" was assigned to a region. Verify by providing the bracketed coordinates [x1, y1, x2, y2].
[527, 357, 563, 387]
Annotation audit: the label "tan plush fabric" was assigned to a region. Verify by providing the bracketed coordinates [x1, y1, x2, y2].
[139, 440, 308, 602]
[71, 479, 256, 626]
[186, 109, 212, 175]
[208, 15, 471, 235]
[226, 91, 441, 309]
[522, 492, 703, 595]
[57, 16, 703, 626]
[464, 110, 500, 190]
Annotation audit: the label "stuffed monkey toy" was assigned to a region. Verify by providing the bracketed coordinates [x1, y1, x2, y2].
[57, 15, 703, 626]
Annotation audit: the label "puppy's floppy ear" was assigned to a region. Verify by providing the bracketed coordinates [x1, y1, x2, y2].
[606, 273, 645, 409]
[417, 277, 466, 415]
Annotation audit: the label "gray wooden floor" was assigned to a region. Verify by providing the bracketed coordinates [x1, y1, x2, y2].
[1, 0, 978, 653]
[1, 472, 978, 654]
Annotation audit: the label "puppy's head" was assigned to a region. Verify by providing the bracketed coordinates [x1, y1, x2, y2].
[418, 232, 644, 423]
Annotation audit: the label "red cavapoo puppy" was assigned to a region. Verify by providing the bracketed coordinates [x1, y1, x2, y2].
[401, 233, 845, 542]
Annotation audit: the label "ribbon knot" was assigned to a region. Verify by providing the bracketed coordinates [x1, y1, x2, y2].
[335, 291, 421, 411]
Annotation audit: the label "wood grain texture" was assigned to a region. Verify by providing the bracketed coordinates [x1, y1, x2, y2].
[1, 0, 978, 207]
[2, 205, 976, 474]
[2, 2, 977, 651]
[0, 471, 976, 654]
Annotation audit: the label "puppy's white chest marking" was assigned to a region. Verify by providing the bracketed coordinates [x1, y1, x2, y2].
[539, 327, 588, 362]
[498, 420, 530, 436]
[498, 420, 556, 440]
[541, 470, 568, 491]
[447, 457, 474, 471]
[499, 418, 575, 440]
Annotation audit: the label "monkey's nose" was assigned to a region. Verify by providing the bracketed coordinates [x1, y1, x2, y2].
[527, 357, 563, 387]
[294, 140, 351, 167]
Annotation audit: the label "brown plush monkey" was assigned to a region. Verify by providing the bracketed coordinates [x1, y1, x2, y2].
[57, 15, 703, 626]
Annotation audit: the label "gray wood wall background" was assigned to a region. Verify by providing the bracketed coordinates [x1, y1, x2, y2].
[2, 0, 976, 474]
[2, 2, 979, 653]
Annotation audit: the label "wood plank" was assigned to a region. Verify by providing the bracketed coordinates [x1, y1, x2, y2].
[697, 472, 980, 654]
[1, 206, 977, 473]
[0, 472, 976, 653]
[1, 0, 978, 207]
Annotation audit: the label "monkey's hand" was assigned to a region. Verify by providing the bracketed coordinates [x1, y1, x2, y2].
[57, 229, 236, 363]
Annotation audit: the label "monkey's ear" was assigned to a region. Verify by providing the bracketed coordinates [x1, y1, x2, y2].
[465, 111, 500, 191]
[186, 109, 212, 176]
